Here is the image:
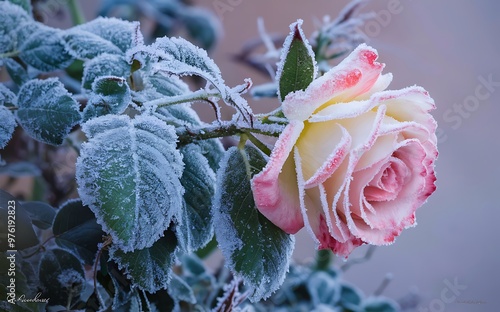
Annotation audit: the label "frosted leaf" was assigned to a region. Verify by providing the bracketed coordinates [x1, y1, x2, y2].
[0, 83, 16, 107]
[76, 114, 184, 252]
[213, 146, 295, 302]
[128, 37, 253, 123]
[109, 230, 178, 293]
[130, 36, 225, 93]
[3, 58, 29, 86]
[176, 144, 216, 252]
[147, 72, 190, 97]
[0, 1, 30, 54]
[16, 78, 82, 145]
[82, 53, 130, 90]
[72, 17, 143, 53]
[276, 20, 318, 102]
[19, 25, 74, 72]
[82, 75, 131, 122]
[0, 105, 16, 149]
[64, 29, 123, 59]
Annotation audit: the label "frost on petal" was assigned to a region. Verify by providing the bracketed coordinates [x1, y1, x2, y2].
[294, 147, 362, 256]
[282, 43, 384, 121]
[76, 114, 184, 252]
[251, 121, 305, 234]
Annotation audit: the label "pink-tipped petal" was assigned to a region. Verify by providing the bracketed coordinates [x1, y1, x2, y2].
[283, 44, 385, 121]
[252, 121, 305, 234]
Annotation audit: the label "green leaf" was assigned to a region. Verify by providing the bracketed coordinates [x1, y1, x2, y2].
[19, 26, 74, 72]
[213, 145, 295, 301]
[52, 199, 104, 265]
[0, 1, 30, 54]
[82, 53, 130, 90]
[76, 114, 184, 252]
[276, 20, 317, 102]
[0, 106, 16, 149]
[38, 248, 86, 307]
[22, 201, 55, 230]
[64, 29, 123, 59]
[0, 189, 39, 251]
[176, 144, 215, 252]
[4, 58, 29, 86]
[362, 297, 400, 312]
[16, 78, 82, 145]
[109, 230, 178, 293]
[82, 76, 131, 122]
[72, 17, 143, 53]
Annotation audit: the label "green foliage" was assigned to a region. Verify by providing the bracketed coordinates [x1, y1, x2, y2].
[16, 78, 82, 145]
[213, 145, 295, 301]
[277, 20, 317, 102]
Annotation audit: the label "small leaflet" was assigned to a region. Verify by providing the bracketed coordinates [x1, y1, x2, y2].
[16, 78, 82, 146]
[276, 19, 318, 102]
[83, 75, 131, 122]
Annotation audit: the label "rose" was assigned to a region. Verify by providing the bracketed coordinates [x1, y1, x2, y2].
[251, 44, 438, 257]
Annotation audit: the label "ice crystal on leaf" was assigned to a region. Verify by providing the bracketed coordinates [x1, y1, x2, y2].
[76, 114, 184, 252]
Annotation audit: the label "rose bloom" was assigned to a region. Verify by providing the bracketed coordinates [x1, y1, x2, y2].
[252, 44, 438, 257]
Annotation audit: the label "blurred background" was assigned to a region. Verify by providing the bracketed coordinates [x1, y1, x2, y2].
[6, 0, 499, 311]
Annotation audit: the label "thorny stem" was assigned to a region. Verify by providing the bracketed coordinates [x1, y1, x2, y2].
[176, 121, 284, 146]
[145, 89, 221, 108]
